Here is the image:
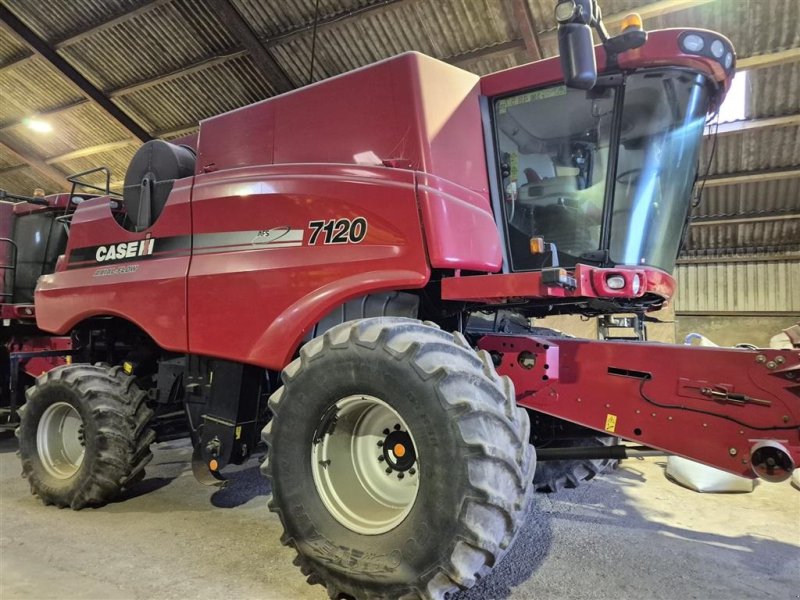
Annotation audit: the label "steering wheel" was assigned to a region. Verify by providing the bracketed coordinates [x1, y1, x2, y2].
[616, 168, 642, 185]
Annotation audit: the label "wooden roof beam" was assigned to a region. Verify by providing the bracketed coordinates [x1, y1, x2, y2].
[0, 52, 36, 73]
[0, 99, 88, 133]
[738, 47, 800, 71]
[677, 253, 800, 265]
[702, 168, 800, 188]
[51, 0, 169, 49]
[511, 0, 542, 62]
[44, 140, 136, 165]
[705, 114, 800, 137]
[108, 49, 249, 98]
[690, 211, 800, 227]
[0, 138, 69, 191]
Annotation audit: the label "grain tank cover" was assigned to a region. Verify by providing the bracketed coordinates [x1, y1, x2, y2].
[123, 140, 195, 232]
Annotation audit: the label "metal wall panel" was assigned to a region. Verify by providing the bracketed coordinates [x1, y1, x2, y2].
[674, 260, 800, 313]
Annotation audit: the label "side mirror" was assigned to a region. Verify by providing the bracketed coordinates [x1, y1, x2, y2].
[558, 22, 597, 90]
[555, 0, 598, 90]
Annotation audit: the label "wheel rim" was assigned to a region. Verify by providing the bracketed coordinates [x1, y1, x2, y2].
[311, 395, 420, 535]
[37, 402, 85, 479]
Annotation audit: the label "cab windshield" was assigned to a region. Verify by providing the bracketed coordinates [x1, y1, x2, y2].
[494, 69, 712, 273]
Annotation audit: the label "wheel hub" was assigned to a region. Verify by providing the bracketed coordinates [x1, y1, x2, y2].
[311, 395, 419, 535]
[381, 429, 416, 472]
[36, 401, 85, 479]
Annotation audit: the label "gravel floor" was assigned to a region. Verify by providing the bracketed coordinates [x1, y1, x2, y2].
[1, 435, 798, 600]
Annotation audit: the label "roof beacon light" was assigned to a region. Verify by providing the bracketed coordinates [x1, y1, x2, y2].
[620, 13, 643, 32]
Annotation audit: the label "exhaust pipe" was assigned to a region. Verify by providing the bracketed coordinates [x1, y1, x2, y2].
[750, 440, 795, 482]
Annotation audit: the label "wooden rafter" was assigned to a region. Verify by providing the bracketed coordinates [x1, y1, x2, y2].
[708, 114, 800, 137]
[0, 139, 69, 191]
[0, 100, 88, 133]
[690, 211, 800, 227]
[738, 47, 800, 71]
[511, 0, 542, 62]
[702, 168, 800, 188]
[51, 0, 169, 49]
[44, 140, 136, 165]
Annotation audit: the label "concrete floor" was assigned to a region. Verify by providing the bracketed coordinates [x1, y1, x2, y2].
[1, 435, 798, 600]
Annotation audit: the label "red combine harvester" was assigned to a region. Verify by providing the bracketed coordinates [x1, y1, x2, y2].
[2, 1, 798, 598]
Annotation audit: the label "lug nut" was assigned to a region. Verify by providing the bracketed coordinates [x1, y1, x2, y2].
[378, 455, 385, 462]
[393, 424, 401, 431]
[409, 468, 416, 476]
[377, 440, 383, 447]
[397, 473, 404, 480]
[385, 467, 392, 474]
[382, 428, 390, 435]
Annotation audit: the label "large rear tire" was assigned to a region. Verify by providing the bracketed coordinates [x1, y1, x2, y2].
[262, 318, 535, 599]
[17, 364, 155, 509]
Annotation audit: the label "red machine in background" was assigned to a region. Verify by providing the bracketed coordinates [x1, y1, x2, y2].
[2, 1, 798, 598]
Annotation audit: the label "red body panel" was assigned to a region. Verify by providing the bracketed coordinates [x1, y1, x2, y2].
[416, 173, 502, 272]
[35, 182, 192, 352]
[479, 335, 800, 478]
[188, 164, 429, 369]
[197, 52, 490, 199]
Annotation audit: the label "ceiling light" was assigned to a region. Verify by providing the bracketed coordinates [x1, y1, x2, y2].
[24, 118, 52, 133]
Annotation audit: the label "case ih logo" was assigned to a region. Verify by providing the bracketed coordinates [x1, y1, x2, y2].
[95, 239, 155, 262]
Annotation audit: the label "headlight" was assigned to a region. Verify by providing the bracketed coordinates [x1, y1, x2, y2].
[681, 33, 704, 53]
[606, 275, 625, 290]
[710, 39, 725, 58]
[724, 52, 734, 70]
[632, 274, 642, 295]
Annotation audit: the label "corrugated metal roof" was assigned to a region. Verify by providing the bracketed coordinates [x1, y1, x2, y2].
[747, 61, 800, 118]
[0, 30, 29, 64]
[0, 145, 24, 170]
[706, 125, 800, 176]
[693, 176, 800, 218]
[0, 56, 82, 124]
[234, 0, 383, 40]
[685, 220, 800, 255]
[269, 0, 517, 84]
[59, 0, 238, 91]
[115, 55, 275, 134]
[0, 165, 60, 195]
[2, 0, 143, 44]
[675, 260, 800, 313]
[1, 102, 131, 159]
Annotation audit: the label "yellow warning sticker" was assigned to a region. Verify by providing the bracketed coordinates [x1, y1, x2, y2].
[235, 426, 242, 440]
[604, 414, 617, 433]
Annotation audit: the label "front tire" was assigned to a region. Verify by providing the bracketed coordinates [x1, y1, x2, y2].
[262, 318, 535, 599]
[17, 364, 155, 509]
